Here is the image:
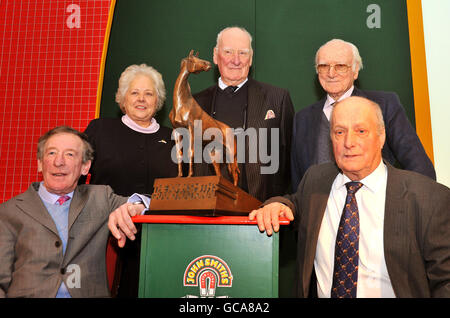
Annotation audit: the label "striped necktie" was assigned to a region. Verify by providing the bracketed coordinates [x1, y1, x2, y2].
[56, 195, 71, 205]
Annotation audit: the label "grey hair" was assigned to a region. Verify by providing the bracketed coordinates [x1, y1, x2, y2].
[330, 97, 385, 136]
[215, 26, 253, 53]
[372, 101, 386, 135]
[315, 39, 364, 72]
[37, 126, 94, 163]
[115, 63, 166, 113]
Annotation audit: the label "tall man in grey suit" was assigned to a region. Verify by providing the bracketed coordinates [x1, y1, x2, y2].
[250, 96, 450, 298]
[0, 126, 146, 297]
[193, 26, 295, 201]
[291, 39, 436, 191]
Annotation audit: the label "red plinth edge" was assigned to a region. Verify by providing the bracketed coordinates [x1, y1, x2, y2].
[132, 215, 290, 226]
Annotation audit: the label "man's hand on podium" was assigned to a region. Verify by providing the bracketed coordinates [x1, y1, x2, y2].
[248, 202, 294, 236]
[108, 202, 145, 247]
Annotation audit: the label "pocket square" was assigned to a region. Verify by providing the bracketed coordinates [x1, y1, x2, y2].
[158, 139, 167, 144]
[264, 109, 276, 120]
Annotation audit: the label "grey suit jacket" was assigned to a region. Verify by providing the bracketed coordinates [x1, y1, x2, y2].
[193, 78, 295, 201]
[291, 88, 436, 191]
[0, 183, 127, 298]
[267, 162, 450, 298]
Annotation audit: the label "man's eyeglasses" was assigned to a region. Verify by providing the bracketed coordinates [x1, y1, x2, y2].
[220, 48, 251, 58]
[316, 63, 351, 74]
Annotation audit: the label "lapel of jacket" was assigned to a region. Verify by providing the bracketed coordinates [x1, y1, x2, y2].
[351, 86, 367, 98]
[308, 98, 327, 158]
[245, 79, 267, 199]
[302, 164, 339, 295]
[382, 162, 409, 295]
[62, 185, 92, 265]
[68, 185, 89, 231]
[15, 183, 59, 236]
[246, 78, 266, 130]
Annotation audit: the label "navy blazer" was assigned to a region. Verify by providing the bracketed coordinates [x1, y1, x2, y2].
[291, 87, 436, 191]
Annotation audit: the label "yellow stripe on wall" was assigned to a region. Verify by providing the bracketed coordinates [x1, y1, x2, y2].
[406, 0, 434, 163]
[95, 0, 116, 119]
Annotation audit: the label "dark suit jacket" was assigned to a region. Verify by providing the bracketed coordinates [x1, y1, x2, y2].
[193, 78, 295, 201]
[291, 88, 436, 191]
[83, 118, 178, 195]
[0, 183, 127, 298]
[267, 162, 450, 298]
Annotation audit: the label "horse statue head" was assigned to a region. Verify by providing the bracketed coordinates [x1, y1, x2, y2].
[182, 50, 211, 74]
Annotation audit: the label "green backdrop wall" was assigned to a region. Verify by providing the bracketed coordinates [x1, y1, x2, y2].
[100, 0, 414, 127]
[99, 0, 414, 297]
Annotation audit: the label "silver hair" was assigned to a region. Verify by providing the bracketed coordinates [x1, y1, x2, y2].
[315, 39, 364, 72]
[115, 63, 166, 113]
[372, 101, 386, 135]
[330, 97, 385, 136]
[215, 26, 253, 53]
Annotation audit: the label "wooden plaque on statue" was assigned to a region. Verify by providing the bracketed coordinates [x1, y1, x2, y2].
[149, 176, 262, 216]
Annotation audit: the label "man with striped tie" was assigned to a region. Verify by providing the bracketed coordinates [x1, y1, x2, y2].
[249, 96, 450, 298]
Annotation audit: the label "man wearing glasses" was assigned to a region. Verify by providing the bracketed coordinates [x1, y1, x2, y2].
[290, 39, 436, 191]
[193, 26, 295, 202]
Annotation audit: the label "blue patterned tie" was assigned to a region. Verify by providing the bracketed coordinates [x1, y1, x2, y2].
[331, 181, 363, 298]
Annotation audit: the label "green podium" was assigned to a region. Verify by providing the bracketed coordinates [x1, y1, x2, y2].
[133, 215, 289, 298]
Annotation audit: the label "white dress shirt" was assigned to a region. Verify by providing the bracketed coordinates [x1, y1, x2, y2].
[38, 183, 74, 205]
[218, 77, 248, 92]
[314, 160, 396, 298]
[323, 86, 354, 121]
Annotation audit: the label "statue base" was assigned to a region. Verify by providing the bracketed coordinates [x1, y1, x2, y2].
[149, 176, 262, 216]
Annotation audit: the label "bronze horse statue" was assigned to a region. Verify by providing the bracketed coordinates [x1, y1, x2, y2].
[169, 50, 239, 186]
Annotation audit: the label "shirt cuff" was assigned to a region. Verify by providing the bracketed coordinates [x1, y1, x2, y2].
[127, 193, 151, 215]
